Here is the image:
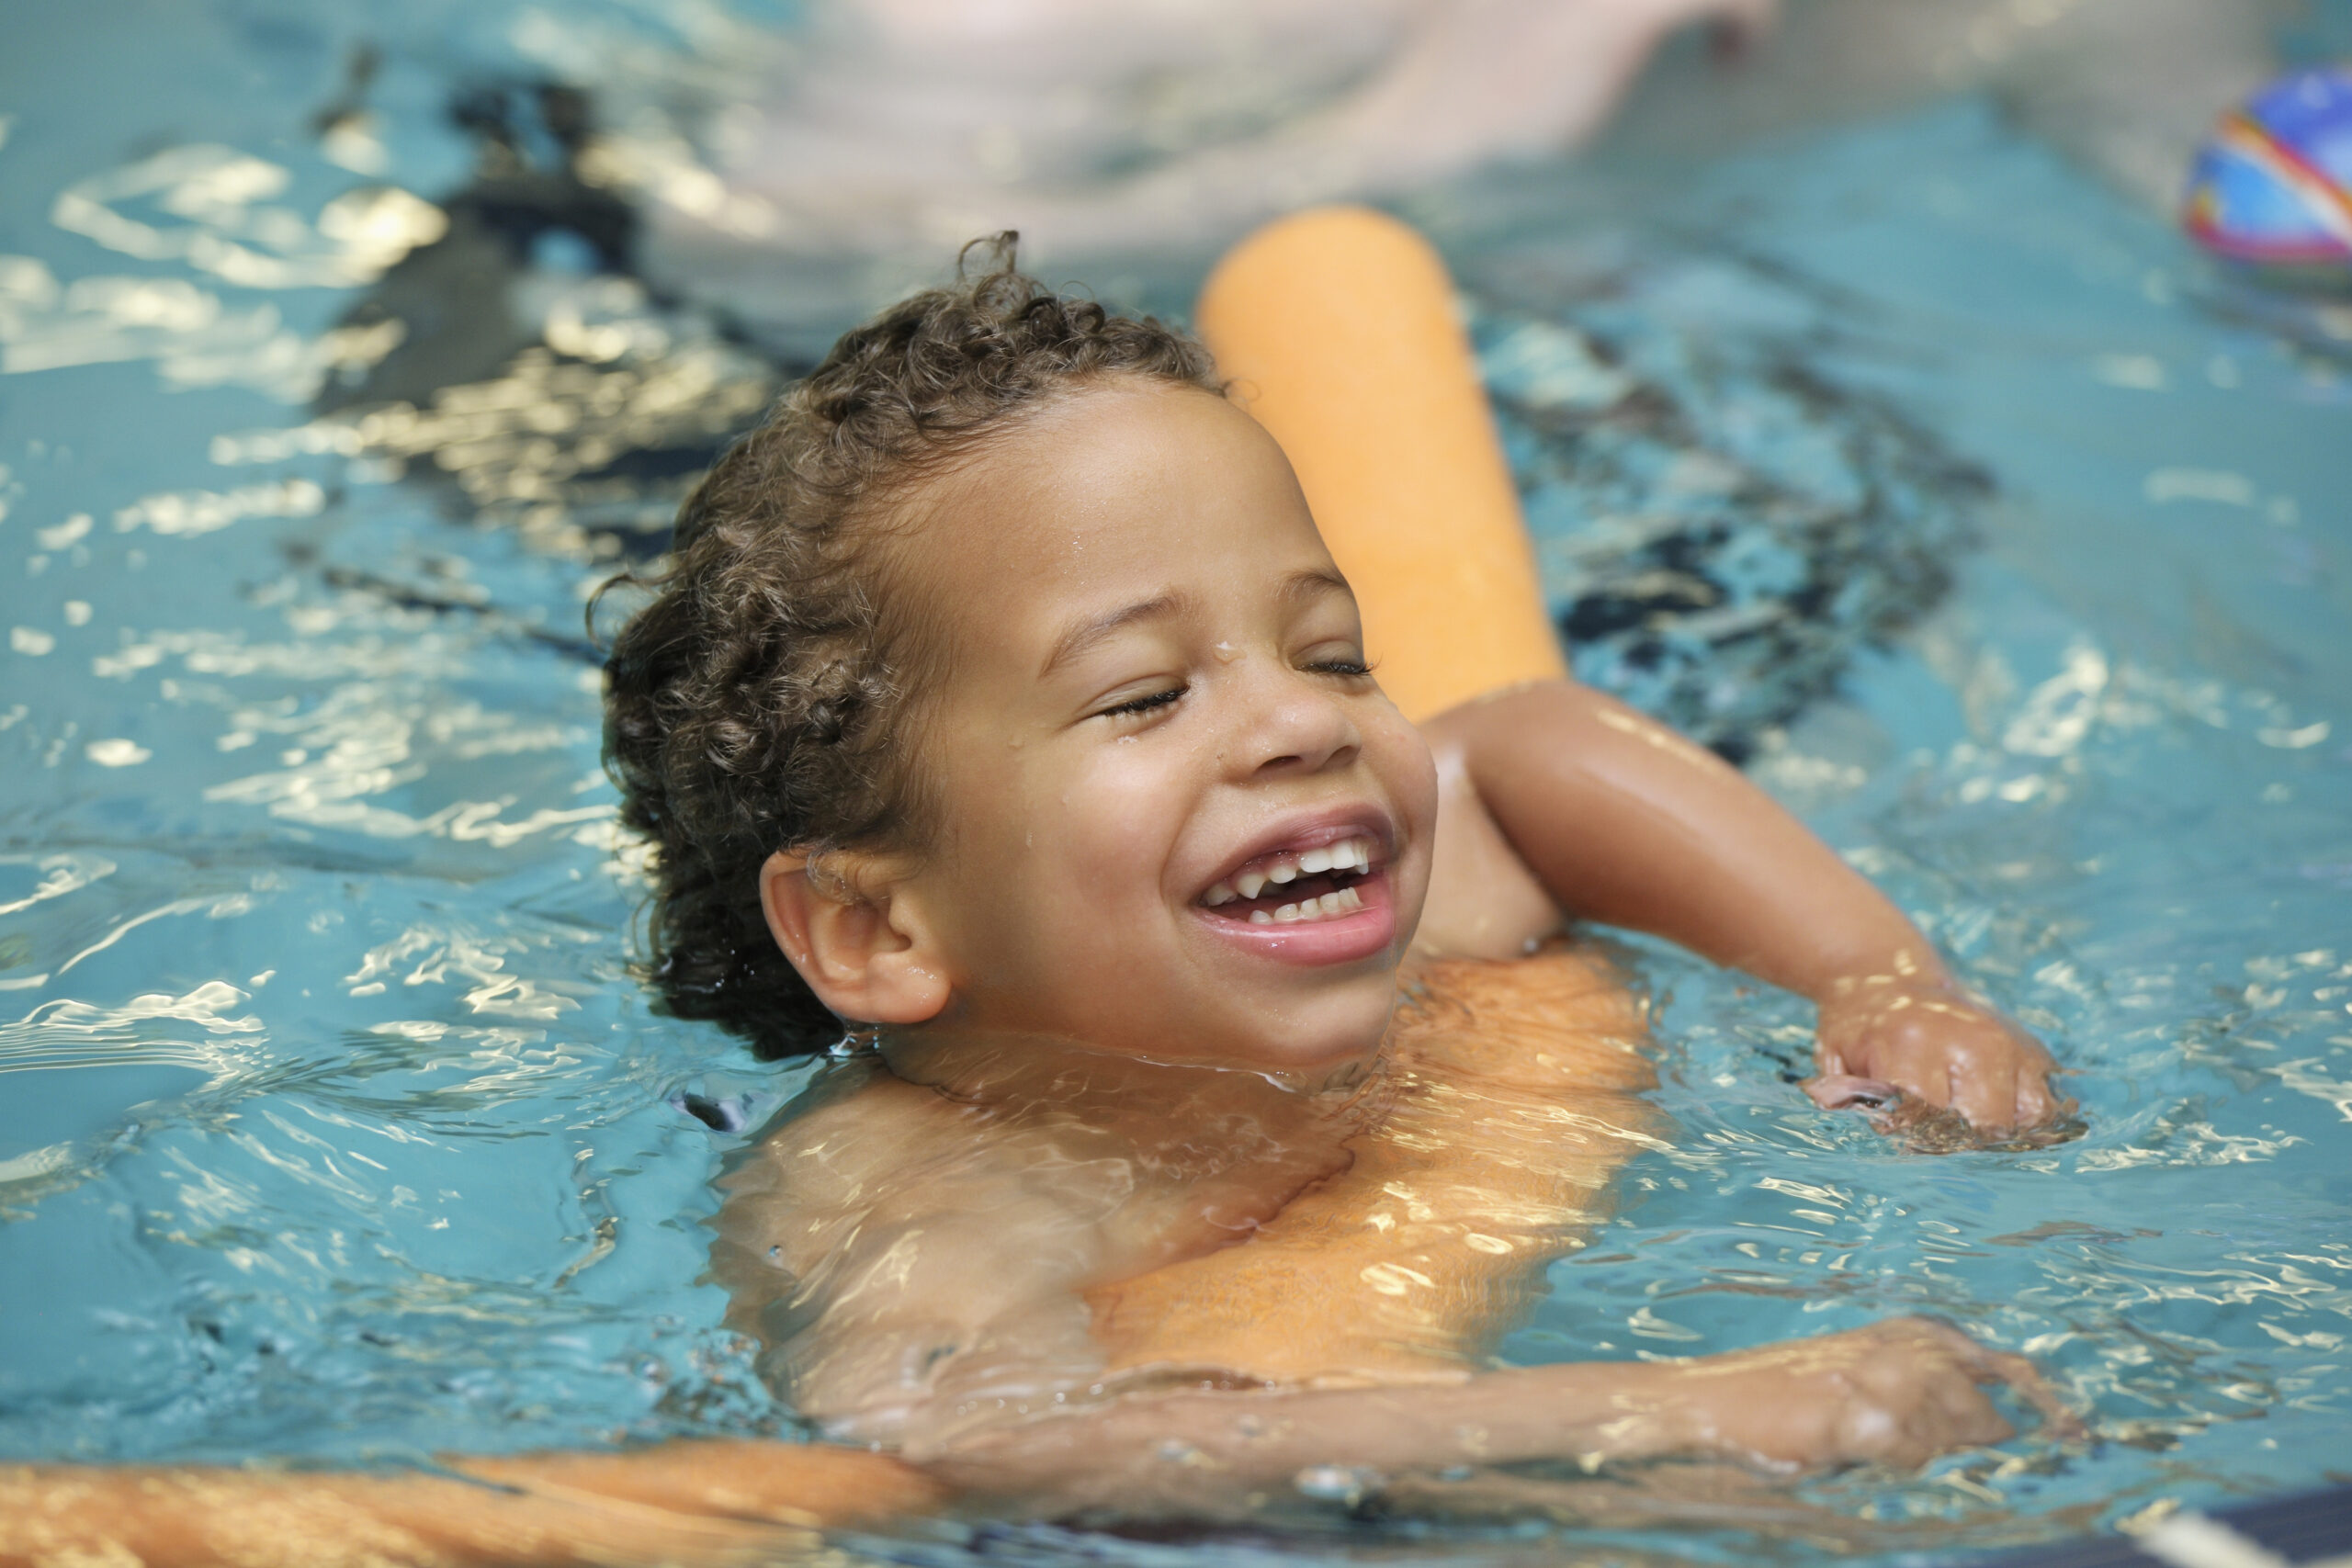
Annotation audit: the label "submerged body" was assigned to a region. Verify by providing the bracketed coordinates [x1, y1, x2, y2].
[716, 936, 1662, 1456]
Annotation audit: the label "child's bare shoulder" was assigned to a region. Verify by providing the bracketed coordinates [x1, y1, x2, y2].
[715, 1066, 922, 1217]
[709, 1066, 1138, 1434]
[714, 1063, 1137, 1283]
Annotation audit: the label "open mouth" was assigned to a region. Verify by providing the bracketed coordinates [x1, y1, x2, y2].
[1198, 836, 1382, 927]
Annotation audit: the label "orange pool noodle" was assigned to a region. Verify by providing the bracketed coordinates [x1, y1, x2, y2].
[1195, 207, 1566, 723]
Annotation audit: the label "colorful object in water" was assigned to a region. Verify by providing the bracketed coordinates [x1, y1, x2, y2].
[2184, 67, 2352, 268]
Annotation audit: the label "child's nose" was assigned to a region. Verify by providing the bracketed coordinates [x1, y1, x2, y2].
[1236, 670, 1361, 778]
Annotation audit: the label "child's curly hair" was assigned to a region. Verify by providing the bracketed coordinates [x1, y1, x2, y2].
[601, 240, 1219, 1058]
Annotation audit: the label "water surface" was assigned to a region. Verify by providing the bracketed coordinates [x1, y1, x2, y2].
[1, 4, 2347, 1562]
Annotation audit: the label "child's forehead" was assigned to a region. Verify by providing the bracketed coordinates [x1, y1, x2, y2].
[879, 383, 1335, 663]
[901, 380, 1309, 574]
[991, 378, 1265, 486]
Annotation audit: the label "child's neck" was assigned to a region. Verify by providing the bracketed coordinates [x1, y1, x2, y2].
[877, 1022, 1387, 1163]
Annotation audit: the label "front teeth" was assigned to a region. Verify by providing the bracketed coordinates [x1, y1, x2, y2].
[1204, 837, 1377, 913]
[1247, 886, 1367, 925]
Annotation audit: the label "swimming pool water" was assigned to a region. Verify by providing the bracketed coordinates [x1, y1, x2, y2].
[1, 3, 2348, 1562]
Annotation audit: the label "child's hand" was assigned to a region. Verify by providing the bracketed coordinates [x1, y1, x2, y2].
[1808, 980, 2071, 1141]
[1658, 1317, 2081, 1472]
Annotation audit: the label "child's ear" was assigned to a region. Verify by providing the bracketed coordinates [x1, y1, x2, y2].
[759, 848, 951, 1028]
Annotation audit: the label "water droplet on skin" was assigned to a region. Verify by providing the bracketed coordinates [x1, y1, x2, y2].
[1213, 641, 1241, 663]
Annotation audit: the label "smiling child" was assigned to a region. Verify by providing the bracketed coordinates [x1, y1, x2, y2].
[605, 210, 2075, 1513]
[4, 212, 2075, 1564]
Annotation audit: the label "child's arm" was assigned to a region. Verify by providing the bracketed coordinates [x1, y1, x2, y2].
[715, 1147, 2071, 1516]
[1424, 680, 2064, 1134]
[922, 1316, 2069, 1517]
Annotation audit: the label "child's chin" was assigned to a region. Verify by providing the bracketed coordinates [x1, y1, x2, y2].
[1226, 1003, 1396, 1077]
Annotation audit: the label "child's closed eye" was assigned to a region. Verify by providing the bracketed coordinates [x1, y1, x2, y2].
[1095, 684, 1188, 720]
[1091, 652, 1366, 721]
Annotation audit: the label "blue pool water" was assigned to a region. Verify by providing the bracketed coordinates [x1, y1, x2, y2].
[2, 3, 2349, 1562]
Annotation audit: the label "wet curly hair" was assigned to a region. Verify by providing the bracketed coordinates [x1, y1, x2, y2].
[600, 239, 1219, 1058]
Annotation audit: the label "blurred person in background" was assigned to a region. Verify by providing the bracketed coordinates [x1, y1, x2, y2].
[615, 0, 2279, 344]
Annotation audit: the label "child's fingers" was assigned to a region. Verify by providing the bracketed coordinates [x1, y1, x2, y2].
[1878, 1336, 2011, 1444]
[2014, 1066, 2059, 1129]
[1809, 1004, 2074, 1142]
[1964, 1032, 2070, 1134]
[1847, 1323, 2013, 1462]
[1950, 1055, 2019, 1133]
[1941, 1020, 2065, 1133]
[1978, 1350, 2085, 1440]
[1928, 1324, 2083, 1441]
[1918, 1375, 2015, 1452]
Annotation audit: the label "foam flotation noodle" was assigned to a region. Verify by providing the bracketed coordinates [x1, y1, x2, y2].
[1195, 207, 1567, 723]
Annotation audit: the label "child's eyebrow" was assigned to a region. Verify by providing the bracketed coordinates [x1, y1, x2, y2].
[1040, 592, 1192, 675]
[1281, 569, 1352, 606]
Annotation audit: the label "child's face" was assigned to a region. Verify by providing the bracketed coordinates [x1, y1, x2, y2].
[884, 379, 1438, 1071]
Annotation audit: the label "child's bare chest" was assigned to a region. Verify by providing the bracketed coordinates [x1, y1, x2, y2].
[1086, 947, 1663, 1387]
[718, 947, 1660, 1406]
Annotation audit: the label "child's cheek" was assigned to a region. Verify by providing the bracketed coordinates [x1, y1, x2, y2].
[1009, 742, 1186, 917]
[1380, 719, 1442, 846]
